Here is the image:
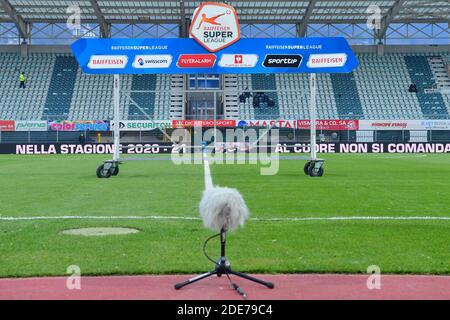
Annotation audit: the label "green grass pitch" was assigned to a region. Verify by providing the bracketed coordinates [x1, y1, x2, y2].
[1, 153, 450, 278]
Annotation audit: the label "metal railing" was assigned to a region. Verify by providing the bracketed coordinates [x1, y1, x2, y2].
[26, 113, 450, 121]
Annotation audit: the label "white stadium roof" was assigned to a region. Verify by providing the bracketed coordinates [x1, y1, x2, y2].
[0, 0, 448, 40]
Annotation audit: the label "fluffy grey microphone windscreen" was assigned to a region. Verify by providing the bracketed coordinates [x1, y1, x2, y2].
[200, 187, 249, 232]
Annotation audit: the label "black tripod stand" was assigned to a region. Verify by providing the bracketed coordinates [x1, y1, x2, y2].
[174, 229, 274, 290]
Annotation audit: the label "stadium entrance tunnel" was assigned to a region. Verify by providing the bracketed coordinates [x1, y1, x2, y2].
[60, 227, 140, 237]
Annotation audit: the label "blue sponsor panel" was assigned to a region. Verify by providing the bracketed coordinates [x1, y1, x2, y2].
[71, 37, 358, 75]
[48, 120, 110, 131]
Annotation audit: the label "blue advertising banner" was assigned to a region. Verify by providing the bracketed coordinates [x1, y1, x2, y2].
[71, 37, 358, 75]
[48, 120, 110, 132]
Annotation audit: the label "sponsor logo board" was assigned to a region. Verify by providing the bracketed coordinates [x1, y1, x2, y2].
[218, 54, 259, 68]
[420, 120, 450, 130]
[172, 120, 236, 128]
[239, 119, 359, 131]
[177, 54, 217, 68]
[16, 121, 47, 131]
[110, 120, 172, 131]
[88, 55, 128, 69]
[132, 55, 173, 69]
[5, 143, 450, 155]
[359, 120, 450, 131]
[49, 120, 109, 131]
[307, 53, 347, 68]
[190, 2, 240, 52]
[0, 120, 15, 131]
[263, 55, 302, 68]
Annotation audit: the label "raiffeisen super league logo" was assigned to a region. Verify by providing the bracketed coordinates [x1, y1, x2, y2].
[190, 2, 241, 52]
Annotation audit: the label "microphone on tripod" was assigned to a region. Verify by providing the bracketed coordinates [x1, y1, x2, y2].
[175, 155, 274, 294]
[199, 186, 249, 233]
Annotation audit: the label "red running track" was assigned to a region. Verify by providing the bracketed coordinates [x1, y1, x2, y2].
[1, 274, 450, 300]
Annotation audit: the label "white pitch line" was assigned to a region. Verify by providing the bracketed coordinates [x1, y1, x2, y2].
[203, 153, 214, 190]
[2, 215, 450, 222]
[0, 215, 200, 221]
[251, 216, 450, 222]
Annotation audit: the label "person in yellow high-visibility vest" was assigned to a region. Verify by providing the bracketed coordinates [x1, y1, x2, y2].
[19, 72, 26, 89]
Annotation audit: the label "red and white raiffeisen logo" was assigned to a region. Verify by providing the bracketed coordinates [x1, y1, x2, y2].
[190, 2, 240, 53]
[88, 55, 128, 69]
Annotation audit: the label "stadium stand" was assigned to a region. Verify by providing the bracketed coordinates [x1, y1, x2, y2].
[276, 74, 338, 120]
[251, 74, 280, 120]
[354, 53, 423, 120]
[42, 56, 78, 120]
[330, 72, 364, 119]
[70, 72, 132, 121]
[404, 55, 448, 119]
[129, 74, 157, 120]
[154, 75, 172, 120]
[1, 52, 450, 121]
[0, 53, 54, 120]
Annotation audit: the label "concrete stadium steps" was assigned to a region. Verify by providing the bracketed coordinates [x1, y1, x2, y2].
[223, 74, 239, 119]
[154, 74, 171, 120]
[237, 74, 254, 119]
[428, 55, 450, 114]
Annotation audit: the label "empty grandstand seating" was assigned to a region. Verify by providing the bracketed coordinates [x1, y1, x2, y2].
[128, 74, 157, 120]
[43, 56, 78, 120]
[0, 53, 54, 120]
[277, 74, 339, 120]
[251, 74, 280, 119]
[1, 51, 450, 121]
[330, 72, 364, 119]
[70, 72, 132, 120]
[404, 55, 448, 119]
[354, 53, 424, 120]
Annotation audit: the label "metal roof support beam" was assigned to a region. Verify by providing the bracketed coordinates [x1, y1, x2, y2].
[0, 0, 30, 42]
[297, 0, 317, 37]
[179, 0, 189, 38]
[376, 0, 406, 41]
[89, 0, 111, 38]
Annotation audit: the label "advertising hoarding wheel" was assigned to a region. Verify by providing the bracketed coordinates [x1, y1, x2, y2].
[306, 159, 325, 177]
[304, 161, 312, 175]
[308, 163, 324, 177]
[96, 164, 111, 179]
[111, 166, 119, 176]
